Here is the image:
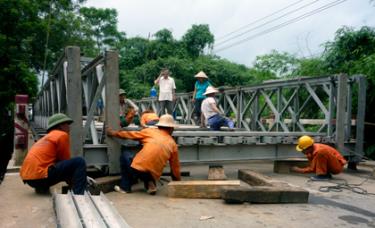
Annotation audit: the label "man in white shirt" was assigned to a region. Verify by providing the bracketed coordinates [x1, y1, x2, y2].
[201, 86, 234, 131]
[154, 68, 176, 115]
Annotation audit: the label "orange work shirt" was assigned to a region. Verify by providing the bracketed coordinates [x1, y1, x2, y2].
[114, 128, 181, 181]
[301, 143, 347, 174]
[140, 113, 159, 127]
[20, 130, 71, 180]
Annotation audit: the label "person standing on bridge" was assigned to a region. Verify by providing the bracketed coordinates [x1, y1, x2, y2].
[154, 68, 176, 116]
[106, 114, 181, 195]
[20, 113, 87, 194]
[119, 89, 138, 127]
[201, 86, 235, 131]
[192, 71, 211, 128]
[291, 135, 347, 181]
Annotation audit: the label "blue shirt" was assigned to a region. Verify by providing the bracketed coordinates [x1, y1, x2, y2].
[195, 80, 210, 100]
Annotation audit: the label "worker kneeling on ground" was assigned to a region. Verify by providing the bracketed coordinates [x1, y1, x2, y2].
[291, 135, 347, 181]
[20, 113, 87, 194]
[106, 114, 181, 195]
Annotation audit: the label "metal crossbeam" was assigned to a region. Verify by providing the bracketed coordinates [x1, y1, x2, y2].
[30, 46, 367, 174]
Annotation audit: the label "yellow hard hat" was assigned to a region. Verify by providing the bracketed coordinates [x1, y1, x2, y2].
[296, 135, 314, 151]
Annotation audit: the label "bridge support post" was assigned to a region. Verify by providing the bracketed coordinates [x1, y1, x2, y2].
[65, 46, 83, 157]
[354, 75, 366, 163]
[104, 50, 121, 174]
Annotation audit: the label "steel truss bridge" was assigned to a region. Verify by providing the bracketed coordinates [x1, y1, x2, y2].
[30, 46, 366, 174]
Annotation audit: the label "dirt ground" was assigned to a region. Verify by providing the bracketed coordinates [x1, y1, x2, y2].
[1, 161, 375, 228]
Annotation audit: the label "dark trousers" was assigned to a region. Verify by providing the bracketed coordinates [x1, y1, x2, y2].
[207, 114, 235, 130]
[25, 157, 87, 194]
[159, 100, 174, 115]
[120, 151, 154, 192]
[193, 98, 204, 124]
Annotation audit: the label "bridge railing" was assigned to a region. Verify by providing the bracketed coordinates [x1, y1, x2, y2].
[31, 46, 366, 172]
[135, 74, 366, 161]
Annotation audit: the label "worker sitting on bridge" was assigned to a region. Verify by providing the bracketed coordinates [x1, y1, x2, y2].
[20, 113, 87, 194]
[140, 109, 159, 128]
[119, 89, 138, 127]
[106, 114, 181, 195]
[201, 86, 235, 131]
[291, 135, 347, 181]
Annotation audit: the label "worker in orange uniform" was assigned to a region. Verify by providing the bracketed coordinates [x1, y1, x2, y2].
[140, 109, 159, 128]
[20, 113, 87, 194]
[106, 114, 181, 195]
[291, 135, 347, 181]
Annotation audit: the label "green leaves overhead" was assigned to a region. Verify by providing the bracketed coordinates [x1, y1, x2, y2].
[181, 24, 215, 58]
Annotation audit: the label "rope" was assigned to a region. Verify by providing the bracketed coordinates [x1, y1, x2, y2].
[316, 177, 375, 196]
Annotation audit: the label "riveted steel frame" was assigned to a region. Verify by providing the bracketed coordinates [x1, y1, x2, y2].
[32, 47, 121, 173]
[31, 46, 366, 174]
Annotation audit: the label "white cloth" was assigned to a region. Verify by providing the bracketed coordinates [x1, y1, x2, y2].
[158, 77, 176, 101]
[201, 97, 217, 120]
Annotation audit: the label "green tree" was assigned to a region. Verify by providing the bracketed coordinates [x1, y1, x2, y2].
[322, 26, 375, 74]
[148, 29, 182, 59]
[79, 7, 125, 55]
[321, 26, 375, 158]
[253, 50, 300, 78]
[0, 0, 86, 182]
[181, 24, 214, 58]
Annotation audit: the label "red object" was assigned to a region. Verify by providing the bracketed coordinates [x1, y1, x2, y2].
[15, 94, 28, 104]
[14, 122, 28, 149]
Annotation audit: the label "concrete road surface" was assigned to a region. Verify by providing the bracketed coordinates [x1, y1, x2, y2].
[1, 161, 375, 228]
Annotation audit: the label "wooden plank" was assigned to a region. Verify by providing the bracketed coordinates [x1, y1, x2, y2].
[222, 185, 309, 204]
[238, 169, 273, 186]
[222, 169, 309, 204]
[208, 165, 227, 180]
[273, 159, 309, 174]
[168, 180, 240, 199]
[87, 176, 121, 195]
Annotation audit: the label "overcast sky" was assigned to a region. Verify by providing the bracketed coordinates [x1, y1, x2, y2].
[84, 0, 375, 67]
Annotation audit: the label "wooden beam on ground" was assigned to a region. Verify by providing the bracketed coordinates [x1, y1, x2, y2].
[222, 185, 309, 204]
[238, 169, 273, 186]
[208, 165, 227, 180]
[162, 171, 190, 177]
[273, 159, 309, 174]
[221, 169, 309, 204]
[63, 176, 121, 195]
[168, 180, 240, 199]
[88, 176, 121, 195]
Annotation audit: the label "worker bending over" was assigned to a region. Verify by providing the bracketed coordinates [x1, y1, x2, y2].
[119, 89, 138, 127]
[20, 113, 87, 194]
[291, 135, 347, 181]
[140, 109, 159, 128]
[201, 86, 234, 131]
[106, 114, 181, 195]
